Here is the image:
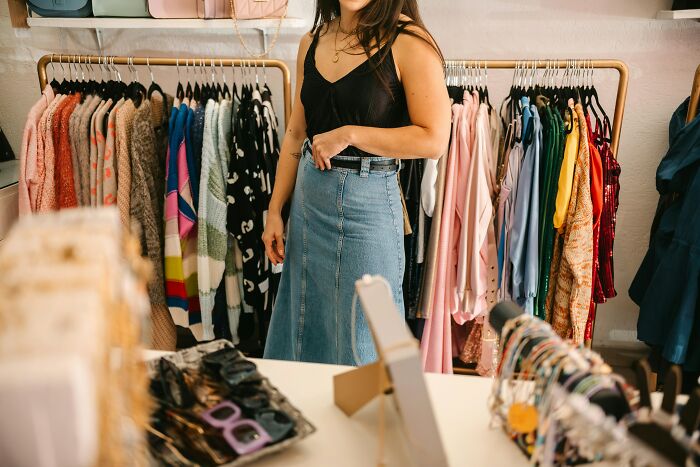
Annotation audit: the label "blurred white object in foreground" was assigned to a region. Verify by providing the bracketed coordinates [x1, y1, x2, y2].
[0, 208, 151, 467]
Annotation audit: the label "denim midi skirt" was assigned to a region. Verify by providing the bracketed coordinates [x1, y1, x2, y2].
[264, 140, 405, 365]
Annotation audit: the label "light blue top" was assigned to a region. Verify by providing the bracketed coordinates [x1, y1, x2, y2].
[510, 99, 541, 314]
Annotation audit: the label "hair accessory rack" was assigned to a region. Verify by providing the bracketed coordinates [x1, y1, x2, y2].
[36, 54, 292, 125]
[489, 301, 700, 466]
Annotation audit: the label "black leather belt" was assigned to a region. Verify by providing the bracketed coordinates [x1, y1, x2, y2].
[330, 158, 398, 172]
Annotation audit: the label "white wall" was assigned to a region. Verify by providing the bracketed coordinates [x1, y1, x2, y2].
[1, 0, 699, 347]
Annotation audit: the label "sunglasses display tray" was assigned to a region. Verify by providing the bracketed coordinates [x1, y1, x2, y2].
[146, 340, 316, 466]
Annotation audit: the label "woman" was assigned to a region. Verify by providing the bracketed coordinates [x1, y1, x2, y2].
[262, 0, 451, 365]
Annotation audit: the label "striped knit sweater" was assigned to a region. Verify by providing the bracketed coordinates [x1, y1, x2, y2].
[197, 99, 223, 340]
[545, 104, 593, 344]
[218, 100, 244, 343]
[165, 102, 202, 340]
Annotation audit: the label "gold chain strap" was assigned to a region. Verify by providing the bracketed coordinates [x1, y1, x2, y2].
[229, 0, 288, 58]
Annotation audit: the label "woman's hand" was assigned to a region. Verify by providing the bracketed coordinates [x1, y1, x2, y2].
[311, 126, 352, 170]
[262, 210, 286, 266]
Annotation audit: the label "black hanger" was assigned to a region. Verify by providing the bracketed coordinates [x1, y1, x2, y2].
[124, 58, 146, 108]
[628, 365, 690, 466]
[211, 59, 223, 101]
[48, 55, 61, 92]
[590, 85, 609, 125]
[185, 59, 193, 101]
[176, 59, 185, 102]
[193, 59, 202, 104]
[58, 57, 71, 95]
[145, 57, 164, 100]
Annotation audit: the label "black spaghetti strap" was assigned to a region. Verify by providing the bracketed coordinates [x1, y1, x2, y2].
[304, 29, 321, 70]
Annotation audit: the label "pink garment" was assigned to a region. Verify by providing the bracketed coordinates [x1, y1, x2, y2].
[19, 85, 55, 215]
[35, 95, 64, 210]
[456, 104, 498, 323]
[452, 93, 474, 318]
[421, 103, 463, 374]
[37, 94, 67, 211]
[177, 108, 196, 239]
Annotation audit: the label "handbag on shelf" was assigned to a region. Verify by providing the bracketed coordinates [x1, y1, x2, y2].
[147, 0, 198, 19]
[228, 0, 288, 57]
[93, 0, 149, 17]
[148, 0, 286, 19]
[26, 0, 93, 18]
[225, 0, 287, 19]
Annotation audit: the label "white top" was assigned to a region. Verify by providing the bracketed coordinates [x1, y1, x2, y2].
[145, 352, 527, 466]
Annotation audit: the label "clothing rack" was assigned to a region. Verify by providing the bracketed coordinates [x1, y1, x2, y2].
[419, 58, 629, 348]
[687, 64, 700, 123]
[443, 59, 628, 156]
[36, 54, 292, 126]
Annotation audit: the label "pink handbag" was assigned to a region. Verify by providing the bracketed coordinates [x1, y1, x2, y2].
[147, 0, 199, 18]
[227, 0, 286, 19]
[148, 0, 286, 19]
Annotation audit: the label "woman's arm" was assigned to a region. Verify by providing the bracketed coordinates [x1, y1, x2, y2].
[263, 33, 312, 265]
[311, 26, 451, 169]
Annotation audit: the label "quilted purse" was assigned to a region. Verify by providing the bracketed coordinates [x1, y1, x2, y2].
[200, 0, 287, 18]
[228, 0, 288, 57]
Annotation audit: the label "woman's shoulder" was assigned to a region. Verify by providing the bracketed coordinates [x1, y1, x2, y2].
[394, 16, 437, 49]
[393, 18, 440, 62]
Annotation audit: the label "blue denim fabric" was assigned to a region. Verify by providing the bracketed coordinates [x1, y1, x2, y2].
[264, 140, 405, 365]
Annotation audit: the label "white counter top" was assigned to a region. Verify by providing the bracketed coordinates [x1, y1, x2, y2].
[145, 352, 526, 466]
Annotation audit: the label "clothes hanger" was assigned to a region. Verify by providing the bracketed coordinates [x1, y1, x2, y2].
[193, 58, 202, 104]
[48, 54, 60, 92]
[201, 58, 212, 104]
[84, 55, 97, 97]
[175, 58, 185, 102]
[57, 55, 71, 95]
[588, 62, 609, 126]
[231, 60, 239, 102]
[62, 56, 75, 94]
[262, 60, 271, 98]
[254, 59, 261, 94]
[114, 56, 127, 101]
[126, 57, 147, 108]
[221, 59, 231, 100]
[185, 59, 193, 101]
[146, 57, 164, 100]
[212, 59, 223, 101]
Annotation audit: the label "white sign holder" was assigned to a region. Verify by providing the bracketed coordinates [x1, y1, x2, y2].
[333, 275, 449, 467]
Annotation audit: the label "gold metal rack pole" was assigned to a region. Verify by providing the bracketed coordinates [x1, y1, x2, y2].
[687, 64, 700, 124]
[419, 59, 629, 339]
[36, 54, 292, 125]
[443, 59, 629, 157]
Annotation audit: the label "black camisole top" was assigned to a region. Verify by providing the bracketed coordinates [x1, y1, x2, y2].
[300, 26, 411, 158]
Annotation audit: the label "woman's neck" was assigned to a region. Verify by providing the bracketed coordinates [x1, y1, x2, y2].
[337, 8, 358, 34]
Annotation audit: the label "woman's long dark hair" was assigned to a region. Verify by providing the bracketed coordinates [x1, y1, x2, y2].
[312, 0, 444, 82]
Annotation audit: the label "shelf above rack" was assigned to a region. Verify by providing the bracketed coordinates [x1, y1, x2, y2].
[656, 8, 700, 20]
[25, 16, 308, 30]
[24, 15, 308, 51]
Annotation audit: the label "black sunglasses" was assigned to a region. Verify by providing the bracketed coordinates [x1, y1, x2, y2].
[158, 358, 196, 409]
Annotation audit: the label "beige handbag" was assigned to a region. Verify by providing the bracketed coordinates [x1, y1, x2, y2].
[228, 0, 288, 57]
[228, 0, 286, 18]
